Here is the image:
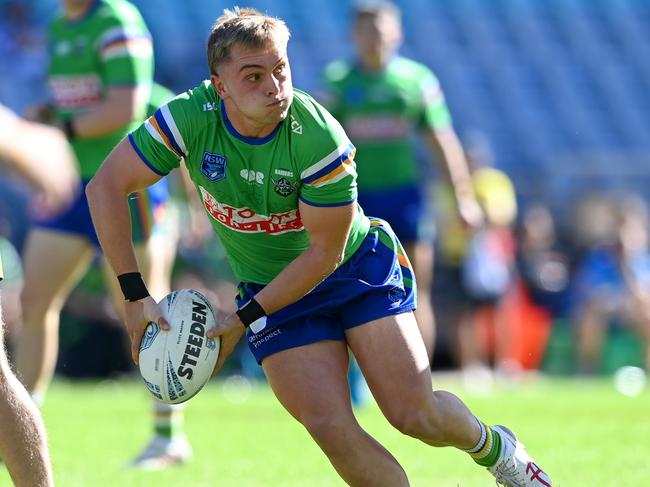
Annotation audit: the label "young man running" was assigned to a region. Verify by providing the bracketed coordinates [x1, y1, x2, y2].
[87, 7, 553, 487]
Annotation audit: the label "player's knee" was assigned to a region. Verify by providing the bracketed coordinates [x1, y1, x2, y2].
[300, 412, 354, 445]
[386, 402, 446, 443]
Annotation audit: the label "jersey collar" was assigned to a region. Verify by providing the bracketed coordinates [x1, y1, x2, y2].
[220, 100, 282, 145]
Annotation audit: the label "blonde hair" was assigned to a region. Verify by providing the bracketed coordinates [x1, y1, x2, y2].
[207, 7, 291, 75]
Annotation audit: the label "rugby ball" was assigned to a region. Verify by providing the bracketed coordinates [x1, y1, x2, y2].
[138, 289, 220, 404]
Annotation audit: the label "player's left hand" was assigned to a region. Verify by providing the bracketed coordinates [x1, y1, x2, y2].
[206, 313, 245, 376]
[124, 296, 171, 364]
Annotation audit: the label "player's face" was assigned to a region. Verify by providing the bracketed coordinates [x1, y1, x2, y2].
[61, 0, 93, 11]
[354, 13, 402, 69]
[211, 41, 293, 137]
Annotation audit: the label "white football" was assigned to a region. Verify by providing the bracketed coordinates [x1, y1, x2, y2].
[138, 289, 220, 404]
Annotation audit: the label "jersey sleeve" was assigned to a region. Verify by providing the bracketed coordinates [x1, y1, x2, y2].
[419, 71, 453, 131]
[95, 6, 153, 87]
[129, 97, 189, 175]
[296, 97, 358, 207]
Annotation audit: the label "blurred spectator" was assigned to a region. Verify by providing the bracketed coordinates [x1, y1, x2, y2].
[319, 0, 481, 361]
[434, 130, 517, 382]
[574, 196, 650, 373]
[516, 203, 573, 323]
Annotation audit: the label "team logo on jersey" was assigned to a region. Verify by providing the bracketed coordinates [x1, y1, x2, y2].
[290, 115, 302, 134]
[201, 152, 227, 181]
[271, 177, 298, 197]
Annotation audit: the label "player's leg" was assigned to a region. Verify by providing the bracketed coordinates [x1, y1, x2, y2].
[0, 300, 54, 487]
[402, 240, 435, 361]
[262, 340, 409, 487]
[343, 219, 551, 485]
[14, 228, 94, 397]
[576, 300, 607, 374]
[348, 312, 480, 447]
[347, 312, 552, 486]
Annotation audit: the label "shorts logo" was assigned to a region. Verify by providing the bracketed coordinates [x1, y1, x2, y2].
[249, 327, 282, 349]
[271, 177, 298, 197]
[388, 286, 406, 306]
[201, 152, 227, 181]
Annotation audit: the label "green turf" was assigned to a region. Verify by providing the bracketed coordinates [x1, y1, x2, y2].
[1, 376, 648, 486]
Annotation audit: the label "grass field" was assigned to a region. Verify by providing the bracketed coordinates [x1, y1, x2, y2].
[1, 375, 648, 486]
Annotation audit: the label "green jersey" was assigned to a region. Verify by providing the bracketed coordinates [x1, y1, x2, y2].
[130, 82, 370, 284]
[48, 0, 153, 180]
[147, 82, 175, 118]
[322, 56, 452, 191]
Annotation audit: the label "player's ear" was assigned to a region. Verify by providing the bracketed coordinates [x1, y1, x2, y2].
[210, 74, 227, 99]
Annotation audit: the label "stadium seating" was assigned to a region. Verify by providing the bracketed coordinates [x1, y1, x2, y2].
[13, 0, 650, 210]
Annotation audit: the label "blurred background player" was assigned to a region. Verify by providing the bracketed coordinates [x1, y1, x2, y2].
[12, 0, 190, 469]
[434, 131, 518, 382]
[0, 103, 77, 487]
[320, 1, 482, 363]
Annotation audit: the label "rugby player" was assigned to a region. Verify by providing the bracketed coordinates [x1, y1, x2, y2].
[87, 7, 552, 487]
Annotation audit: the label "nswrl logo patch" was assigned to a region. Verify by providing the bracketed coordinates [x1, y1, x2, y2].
[201, 152, 227, 181]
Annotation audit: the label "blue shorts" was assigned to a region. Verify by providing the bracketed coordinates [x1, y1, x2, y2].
[33, 179, 169, 247]
[238, 218, 417, 364]
[358, 186, 424, 244]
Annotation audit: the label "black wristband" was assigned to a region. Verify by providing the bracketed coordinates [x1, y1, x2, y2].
[62, 117, 76, 140]
[236, 298, 267, 328]
[117, 272, 150, 302]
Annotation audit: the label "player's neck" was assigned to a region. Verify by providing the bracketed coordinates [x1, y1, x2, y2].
[63, 0, 95, 20]
[222, 101, 280, 139]
[358, 55, 388, 73]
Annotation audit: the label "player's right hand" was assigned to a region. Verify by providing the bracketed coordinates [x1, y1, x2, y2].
[125, 296, 170, 364]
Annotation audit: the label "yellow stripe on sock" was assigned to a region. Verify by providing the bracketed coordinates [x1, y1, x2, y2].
[470, 425, 493, 459]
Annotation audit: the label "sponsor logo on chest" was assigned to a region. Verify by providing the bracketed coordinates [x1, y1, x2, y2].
[199, 186, 303, 235]
[49, 75, 101, 108]
[240, 169, 264, 184]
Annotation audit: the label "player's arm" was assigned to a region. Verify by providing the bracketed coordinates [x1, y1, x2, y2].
[0, 104, 79, 212]
[207, 200, 355, 373]
[66, 86, 149, 138]
[87, 138, 160, 274]
[424, 126, 482, 229]
[418, 71, 482, 228]
[256, 201, 355, 313]
[86, 138, 170, 361]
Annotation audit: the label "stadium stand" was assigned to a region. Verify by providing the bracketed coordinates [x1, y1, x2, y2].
[6, 0, 650, 216]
